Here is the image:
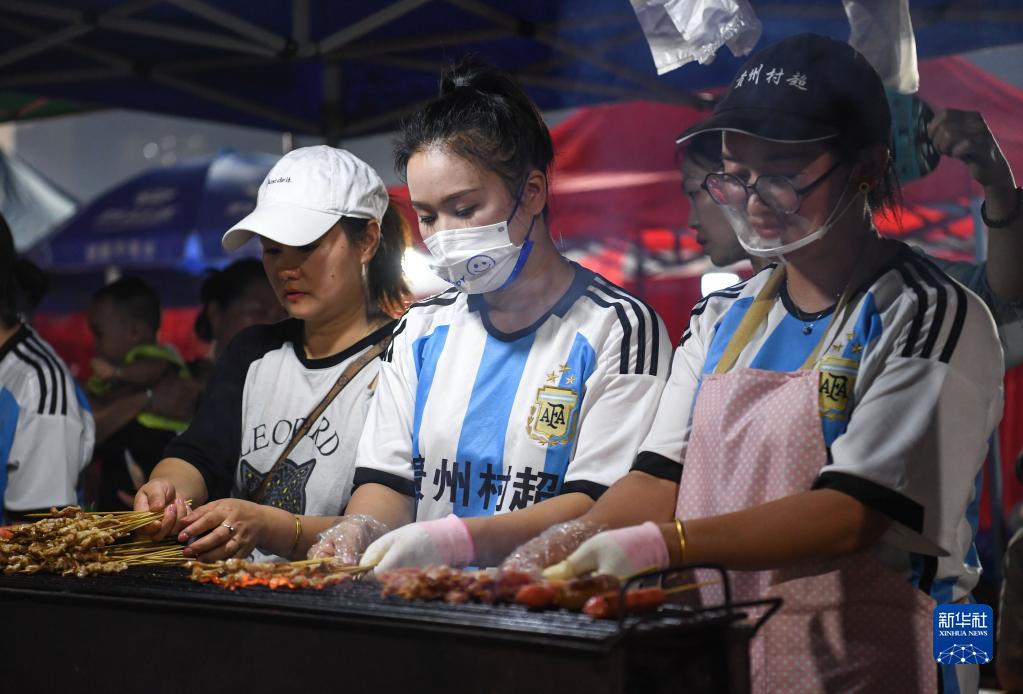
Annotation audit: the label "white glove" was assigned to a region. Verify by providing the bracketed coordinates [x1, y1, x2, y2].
[543, 522, 670, 580]
[360, 514, 475, 573]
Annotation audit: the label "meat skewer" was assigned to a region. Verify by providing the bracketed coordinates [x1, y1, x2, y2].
[0, 506, 187, 577]
[514, 574, 620, 611]
[186, 558, 372, 590]
[581, 579, 723, 619]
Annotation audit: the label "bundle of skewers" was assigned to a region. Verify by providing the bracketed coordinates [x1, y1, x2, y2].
[0, 506, 187, 577]
[186, 557, 371, 590]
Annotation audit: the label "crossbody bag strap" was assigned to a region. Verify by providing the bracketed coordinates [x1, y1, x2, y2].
[248, 334, 393, 504]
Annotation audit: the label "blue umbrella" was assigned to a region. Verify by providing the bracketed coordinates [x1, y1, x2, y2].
[29, 149, 278, 272]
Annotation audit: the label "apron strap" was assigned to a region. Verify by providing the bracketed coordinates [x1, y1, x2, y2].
[714, 267, 787, 375]
[715, 237, 894, 375]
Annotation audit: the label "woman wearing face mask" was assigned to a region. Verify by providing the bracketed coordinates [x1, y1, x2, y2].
[308, 59, 670, 571]
[133, 146, 411, 562]
[518, 35, 1003, 692]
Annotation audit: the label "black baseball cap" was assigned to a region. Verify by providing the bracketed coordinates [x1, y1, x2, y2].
[677, 33, 890, 149]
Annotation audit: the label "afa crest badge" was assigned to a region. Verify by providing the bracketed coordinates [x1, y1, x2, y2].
[527, 364, 579, 446]
[819, 355, 858, 421]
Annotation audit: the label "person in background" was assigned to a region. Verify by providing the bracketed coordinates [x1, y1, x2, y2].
[680, 131, 770, 274]
[998, 454, 1023, 692]
[923, 108, 1023, 367]
[134, 146, 411, 562]
[87, 278, 190, 509]
[11, 258, 48, 324]
[308, 58, 669, 572]
[88, 278, 189, 410]
[0, 213, 94, 522]
[190, 258, 285, 383]
[1000, 527, 1023, 691]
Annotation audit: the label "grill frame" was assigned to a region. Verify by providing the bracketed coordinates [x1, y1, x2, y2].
[1, 565, 762, 693]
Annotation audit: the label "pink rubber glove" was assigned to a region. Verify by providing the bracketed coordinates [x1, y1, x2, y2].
[542, 522, 669, 580]
[360, 515, 475, 572]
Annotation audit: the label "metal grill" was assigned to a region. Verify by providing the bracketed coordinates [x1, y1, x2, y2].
[1, 565, 762, 694]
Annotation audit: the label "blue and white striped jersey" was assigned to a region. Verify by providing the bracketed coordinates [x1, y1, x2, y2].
[636, 242, 1003, 602]
[0, 325, 94, 516]
[354, 263, 670, 521]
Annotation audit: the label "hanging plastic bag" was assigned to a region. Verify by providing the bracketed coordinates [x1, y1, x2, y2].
[843, 0, 919, 94]
[630, 0, 762, 75]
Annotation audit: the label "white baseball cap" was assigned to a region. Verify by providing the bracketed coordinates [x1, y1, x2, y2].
[222, 145, 389, 251]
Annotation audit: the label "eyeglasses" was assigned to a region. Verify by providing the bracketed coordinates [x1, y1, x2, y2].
[702, 161, 844, 215]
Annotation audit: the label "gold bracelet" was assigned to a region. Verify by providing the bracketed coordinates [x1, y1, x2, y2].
[289, 515, 302, 556]
[674, 518, 688, 565]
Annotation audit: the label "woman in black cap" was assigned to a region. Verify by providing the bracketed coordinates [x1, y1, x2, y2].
[522, 34, 1005, 693]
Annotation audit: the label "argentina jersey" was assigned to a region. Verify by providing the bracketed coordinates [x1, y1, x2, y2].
[353, 263, 670, 521]
[637, 242, 1003, 605]
[0, 325, 95, 516]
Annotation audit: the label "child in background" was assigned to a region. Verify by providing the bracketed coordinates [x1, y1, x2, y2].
[87, 278, 190, 433]
[86, 277, 190, 509]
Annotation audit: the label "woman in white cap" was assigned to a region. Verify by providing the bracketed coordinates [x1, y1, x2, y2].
[308, 58, 670, 570]
[516, 34, 1004, 693]
[133, 146, 411, 561]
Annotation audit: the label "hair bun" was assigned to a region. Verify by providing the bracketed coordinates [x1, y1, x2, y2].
[439, 57, 507, 98]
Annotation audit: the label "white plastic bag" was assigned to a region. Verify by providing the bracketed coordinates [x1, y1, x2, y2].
[630, 0, 762, 75]
[843, 0, 919, 94]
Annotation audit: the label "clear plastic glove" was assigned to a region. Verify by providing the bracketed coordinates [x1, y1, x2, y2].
[307, 514, 390, 565]
[360, 515, 474, 573]
[630, 0, 761, 74]
[543, 522, 669, 581]
[499, 520, 605, 578]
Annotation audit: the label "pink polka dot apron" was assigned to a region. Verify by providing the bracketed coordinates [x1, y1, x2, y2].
[676, 263, 936, 693]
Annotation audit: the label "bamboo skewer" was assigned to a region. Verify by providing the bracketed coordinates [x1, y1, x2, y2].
[2, 506, 194, 576]
[663, 578, 722, 596]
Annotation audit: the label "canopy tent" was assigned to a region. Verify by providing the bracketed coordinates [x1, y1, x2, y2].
[0, 1, 1020, 139]
[0, 147, 78, 250]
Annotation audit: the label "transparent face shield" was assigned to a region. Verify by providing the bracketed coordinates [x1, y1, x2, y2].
[703, 162, 864, 259]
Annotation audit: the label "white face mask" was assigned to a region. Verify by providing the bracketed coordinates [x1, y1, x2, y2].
[423, 202, 536, 294]
[720, 171, 864, 260]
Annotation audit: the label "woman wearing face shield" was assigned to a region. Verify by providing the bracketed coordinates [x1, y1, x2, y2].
[308, 58, 670, 571]
[517, 35, 1003, 692]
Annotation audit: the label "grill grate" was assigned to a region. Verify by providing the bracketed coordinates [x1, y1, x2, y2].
[0, 566, 739, 646]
